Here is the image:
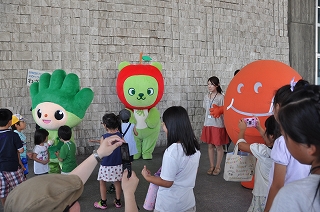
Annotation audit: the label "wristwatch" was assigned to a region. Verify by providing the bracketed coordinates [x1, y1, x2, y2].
[93, 149, 101, 162]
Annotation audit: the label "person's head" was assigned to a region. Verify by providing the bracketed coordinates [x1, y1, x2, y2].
[34, 128, 49, 145]
[0, 108, 13, 127]
[102, 113, 121, 131]
[264, 115, 280, 148]
[272, 84, 291, 119]
[58, 125, 72, 141]
[294, 79, 309, 88]
[273, 79, 310, 119]
[234, 69, 240, 76]
[278, 85, 320, 165]
[119, 109, 131, 123]
[4, 174, 83, 212]
[11, 114, 26, 131]
[162, 106, 200, 156]
[207, 76, 222, 94]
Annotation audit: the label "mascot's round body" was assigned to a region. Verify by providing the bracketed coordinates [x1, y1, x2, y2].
[223, 60, 301, 189]
[224, 60, 301, 144]
[116, 61, 164, 159]
[30, 69, 94, 173]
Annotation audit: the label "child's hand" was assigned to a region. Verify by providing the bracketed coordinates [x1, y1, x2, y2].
[42, 159, 49, 165]
[255, 116, 261, 128]
[55, 151, 59, 157]
[133, 127, 138, 136]
[27, 152, 33, 160]
[141, 165, 151, 179]
[238, 119, 247, 131]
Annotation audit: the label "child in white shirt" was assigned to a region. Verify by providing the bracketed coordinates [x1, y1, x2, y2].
[237, 115, 280, 212]
[32, 129, 50, 175]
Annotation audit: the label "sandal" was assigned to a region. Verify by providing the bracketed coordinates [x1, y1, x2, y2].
[207, 167, 215, 175]
[212, 167, 221, 176]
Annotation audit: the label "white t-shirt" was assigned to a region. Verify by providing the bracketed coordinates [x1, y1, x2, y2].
[270, 174, 320, 212]
[33, 143, 49, 174]
[250, 143, 272, 196]
[155, 143, 201, 212]
[121, 122, 138, 156]
[269, 136, 310, 188]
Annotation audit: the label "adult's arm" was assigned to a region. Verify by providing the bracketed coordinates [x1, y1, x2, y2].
[122, 169, 139, 212]
[70, 135, 124, 184]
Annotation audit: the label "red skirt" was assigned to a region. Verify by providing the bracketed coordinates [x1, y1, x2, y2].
[200, 126, 229, 146]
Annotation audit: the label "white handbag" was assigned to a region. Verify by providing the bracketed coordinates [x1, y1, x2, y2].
[223, 140, 256, 182]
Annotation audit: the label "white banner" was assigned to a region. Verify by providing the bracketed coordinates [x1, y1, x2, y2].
[26, 69, 47, 86]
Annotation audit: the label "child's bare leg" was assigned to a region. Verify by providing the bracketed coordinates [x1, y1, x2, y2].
[114, 180, 121, 200]
[99, 180, 107, 201]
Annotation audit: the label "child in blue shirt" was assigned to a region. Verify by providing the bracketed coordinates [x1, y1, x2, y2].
[92, 113, 123, 209]
[0, 109, 25, 205]
[11, 114, 28, 176]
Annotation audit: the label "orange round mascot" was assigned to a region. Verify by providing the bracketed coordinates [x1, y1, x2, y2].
[224, 60, 301, 188]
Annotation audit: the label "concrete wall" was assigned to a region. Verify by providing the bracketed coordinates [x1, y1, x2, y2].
[0, 0, 290, 154]
[288, 0, 315, 83]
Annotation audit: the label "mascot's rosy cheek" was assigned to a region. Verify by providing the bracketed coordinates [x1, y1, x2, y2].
[223, 60, 301, 188]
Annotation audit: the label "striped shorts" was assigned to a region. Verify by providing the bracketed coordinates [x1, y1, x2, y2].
[0, 168, 26, 198]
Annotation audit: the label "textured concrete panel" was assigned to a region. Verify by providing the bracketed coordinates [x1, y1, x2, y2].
[288, 0, 315, 83]
[0, 0, 292, 152]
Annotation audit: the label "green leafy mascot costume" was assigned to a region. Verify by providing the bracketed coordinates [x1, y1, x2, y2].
[116, 55, 164, 159]
[30, 69, 94, 173]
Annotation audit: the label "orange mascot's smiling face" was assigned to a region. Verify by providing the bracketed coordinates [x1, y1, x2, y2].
[224, 60, 301, 144]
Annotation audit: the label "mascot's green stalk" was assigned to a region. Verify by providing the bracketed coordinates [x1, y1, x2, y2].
[30, 69, 94, 173]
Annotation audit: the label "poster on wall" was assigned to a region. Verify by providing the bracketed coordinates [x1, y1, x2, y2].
[26, 69, 48, 86]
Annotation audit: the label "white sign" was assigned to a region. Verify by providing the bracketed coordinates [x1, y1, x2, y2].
[26, 69, 47, 86]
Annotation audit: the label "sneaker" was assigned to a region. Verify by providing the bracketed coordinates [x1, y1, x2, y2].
[114, 198, 122, 208]
[94, 201, 107, 209]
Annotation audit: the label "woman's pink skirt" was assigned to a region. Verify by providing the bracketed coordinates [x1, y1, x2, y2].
[200, 126, 229, 146]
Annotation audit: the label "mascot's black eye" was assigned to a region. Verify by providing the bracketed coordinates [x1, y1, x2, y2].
[147, 88, 154, 96]
[54, 110, 64, 120]
[37, 109, 42, 118]
[128, 88, 135, 96]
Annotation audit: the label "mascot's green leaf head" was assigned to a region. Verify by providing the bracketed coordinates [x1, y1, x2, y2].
[30, 69, 94, 130]
[116, 61, 164, 110]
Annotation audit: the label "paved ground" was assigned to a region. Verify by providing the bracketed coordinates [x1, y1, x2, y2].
[1, 143, 252, 212]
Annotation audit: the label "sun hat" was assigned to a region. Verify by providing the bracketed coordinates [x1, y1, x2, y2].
[4, 174, 84, 212]
[11, 114, 25, 125]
